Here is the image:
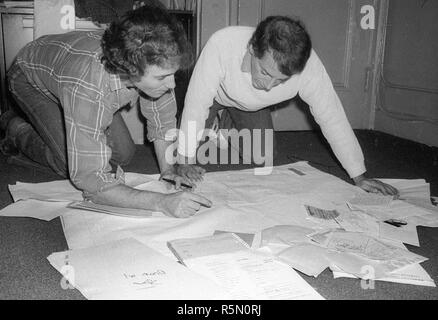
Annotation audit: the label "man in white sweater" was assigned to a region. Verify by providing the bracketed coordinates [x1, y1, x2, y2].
[175, 16, 397, 196]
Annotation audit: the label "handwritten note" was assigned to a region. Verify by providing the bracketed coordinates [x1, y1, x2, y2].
[47, 238, 230, 299]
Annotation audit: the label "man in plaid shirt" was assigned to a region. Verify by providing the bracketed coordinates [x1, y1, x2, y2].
[0, 5, 211, 218]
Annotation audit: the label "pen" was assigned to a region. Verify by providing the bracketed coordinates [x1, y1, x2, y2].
[384, 219, 407, 228]
[162, 178, 193, 189]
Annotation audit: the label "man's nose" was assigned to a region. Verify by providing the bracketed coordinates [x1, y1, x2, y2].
[166, 75, 176, 89]
[265, 78, 276, 91]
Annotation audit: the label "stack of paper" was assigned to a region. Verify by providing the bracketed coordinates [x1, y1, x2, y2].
[255, 225, 330, 277]
[47, 238, 231, 300]
[68, 201, 158, 218]
[167, 233, 325, 300]
[0, 180, 83, 221]
[308, 230, 431, 284]
[379, 179, 431, 201]
[8, 180, 83, 202]
[347, 193, 394, 209]
[344, 182, 438, 246]
[379, 179, 438, 215]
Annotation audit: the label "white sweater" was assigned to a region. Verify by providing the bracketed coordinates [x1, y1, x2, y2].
[177, 26, 365, 178]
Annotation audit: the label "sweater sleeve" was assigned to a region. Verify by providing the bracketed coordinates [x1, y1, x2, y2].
[177, 33, 225, 160]
[298, 51, 366, 178]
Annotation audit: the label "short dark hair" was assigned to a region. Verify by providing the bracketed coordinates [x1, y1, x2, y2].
[249, 16, 312, 76]
[101, 4, 193, 80]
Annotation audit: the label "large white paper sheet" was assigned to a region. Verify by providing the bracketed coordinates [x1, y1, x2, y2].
[61, 163, 355, 252]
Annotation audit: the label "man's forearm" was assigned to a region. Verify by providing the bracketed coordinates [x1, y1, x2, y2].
[153, 139, 175, 173]
[89, 183, 164, 211]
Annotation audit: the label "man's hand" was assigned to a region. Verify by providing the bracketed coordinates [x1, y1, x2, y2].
[353, 175, 399, 198]
[160, 168, 194, 190]
[176, 164, 206, 185]
[156, 191, 212, 218]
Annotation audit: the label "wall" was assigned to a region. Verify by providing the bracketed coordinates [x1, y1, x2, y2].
[373, 0, 438, 147]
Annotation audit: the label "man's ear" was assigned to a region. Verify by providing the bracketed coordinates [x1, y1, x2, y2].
[248, 45, 254, 55]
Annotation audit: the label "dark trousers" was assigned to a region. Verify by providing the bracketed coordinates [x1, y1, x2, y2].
[8, 65, 135, 178]
[204, 100, 277, 163]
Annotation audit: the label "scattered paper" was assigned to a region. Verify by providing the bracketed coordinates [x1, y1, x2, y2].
[0, 199, 70, 221]
[347, 193, 393, 208]
[47, 238, 231, 300]
[378, 221, 420, 247]
[67, 201, 162, 219]
[167, 233, 249, 262]
[3, 163, 433, 294]
[213, 230, 257, 248]
[361, 200, 432, 221]
[310, 230, 427, 276]
[276, 243, 330, 277]
[379, 179, 431, 201]
[335, 210, 380, 237]
[402, 198, 438, 214]
[8, 180, 82, 202]
[405, 214, 438, 228]
[332, 261, 435, 287]
[183, 250, 325, 300]
[305, 205, 340, 220]
[261, 225, 315, 247]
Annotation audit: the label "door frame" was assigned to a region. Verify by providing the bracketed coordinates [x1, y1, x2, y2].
[368, 0, 389, 129]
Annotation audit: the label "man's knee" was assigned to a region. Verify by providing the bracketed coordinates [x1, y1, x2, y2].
[111, 139, 136, 166]
[122, 141, 136, 165]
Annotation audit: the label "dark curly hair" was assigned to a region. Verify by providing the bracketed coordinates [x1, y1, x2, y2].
[249, 16, 312, 77]
[101, 4, 193, 80]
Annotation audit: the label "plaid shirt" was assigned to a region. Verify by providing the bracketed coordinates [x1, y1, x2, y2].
[10, 31, 177, 196]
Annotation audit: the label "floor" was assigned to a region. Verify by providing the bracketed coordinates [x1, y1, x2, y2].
[0, 130, 437, 299]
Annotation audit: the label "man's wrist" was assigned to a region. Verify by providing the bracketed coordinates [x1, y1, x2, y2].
[151, 192, 165, 212]
[352, 174, 366, 185]
[176, 153, 196, 165]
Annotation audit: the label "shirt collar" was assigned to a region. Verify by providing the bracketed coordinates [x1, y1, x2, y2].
[108, 74, 139, 107]
[109, 74, 123, 91]
[108, 73, 133, 92]
[241, 49, 252, 74]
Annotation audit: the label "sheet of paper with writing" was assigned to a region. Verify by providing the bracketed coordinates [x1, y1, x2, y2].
[47, 238, 230, 300]
[167, 233, 324, 299]
[183, 250, 324, 300]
